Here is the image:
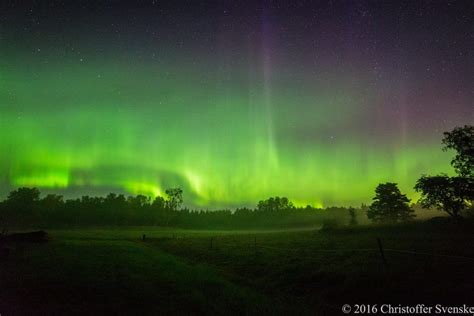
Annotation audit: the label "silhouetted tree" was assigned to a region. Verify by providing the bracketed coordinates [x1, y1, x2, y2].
[127, 195, 151, 209]
[40, 194, 64, 209]
[126, 195, 151, 224]
[165, 188, 183, 211]
[4, 187, 41, 225]
[6, 187, 40, 205]
[348, 207, 357, 226]
[151, 196, 166, 225]
[415, 125, 474, 221]
[160, 188, 183, 226]
[257, 196, 294, 212]
[103, 193, 128, 225]
[415, 175, 473, 220]
[39, 194, 64, 225]
[152, 196, 166, 209]
[367, 183, 414, 223]
[442, 125, 474, 177]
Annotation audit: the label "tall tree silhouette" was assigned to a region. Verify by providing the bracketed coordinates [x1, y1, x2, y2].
[442, 125, 474, 177]
[415, 125, 474, 220]
[367, 183, 414, 223]
[165, 188, 183, 211]
[415, 175, 473, 220]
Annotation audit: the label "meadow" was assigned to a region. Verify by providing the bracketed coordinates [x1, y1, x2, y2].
[1, 220, 474, 315]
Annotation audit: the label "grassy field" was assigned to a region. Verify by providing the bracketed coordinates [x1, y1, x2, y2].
[1, 221, 474, 315]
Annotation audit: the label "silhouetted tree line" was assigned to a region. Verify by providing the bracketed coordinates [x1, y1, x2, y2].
[0, 188, 362, 229]
[1, 126, 471, 229]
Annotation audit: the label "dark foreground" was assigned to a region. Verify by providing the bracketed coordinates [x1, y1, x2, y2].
[1, 221, 474, 315]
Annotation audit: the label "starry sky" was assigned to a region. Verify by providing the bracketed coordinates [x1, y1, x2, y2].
[0, 0, 473, 208]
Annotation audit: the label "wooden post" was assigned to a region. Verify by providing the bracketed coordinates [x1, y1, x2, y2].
[377, 237, 387, 267]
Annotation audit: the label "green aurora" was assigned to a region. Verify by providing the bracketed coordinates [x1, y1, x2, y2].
[2, 1, 473, 208]
[0, 58, 456, 208]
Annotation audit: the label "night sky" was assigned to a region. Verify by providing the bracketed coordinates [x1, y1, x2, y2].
[0, 1, 473, 208]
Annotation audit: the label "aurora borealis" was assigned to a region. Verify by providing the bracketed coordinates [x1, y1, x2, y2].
[0, 1, 473, 208]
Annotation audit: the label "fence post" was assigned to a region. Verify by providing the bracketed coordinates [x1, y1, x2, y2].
[377, 237, 387, 267]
